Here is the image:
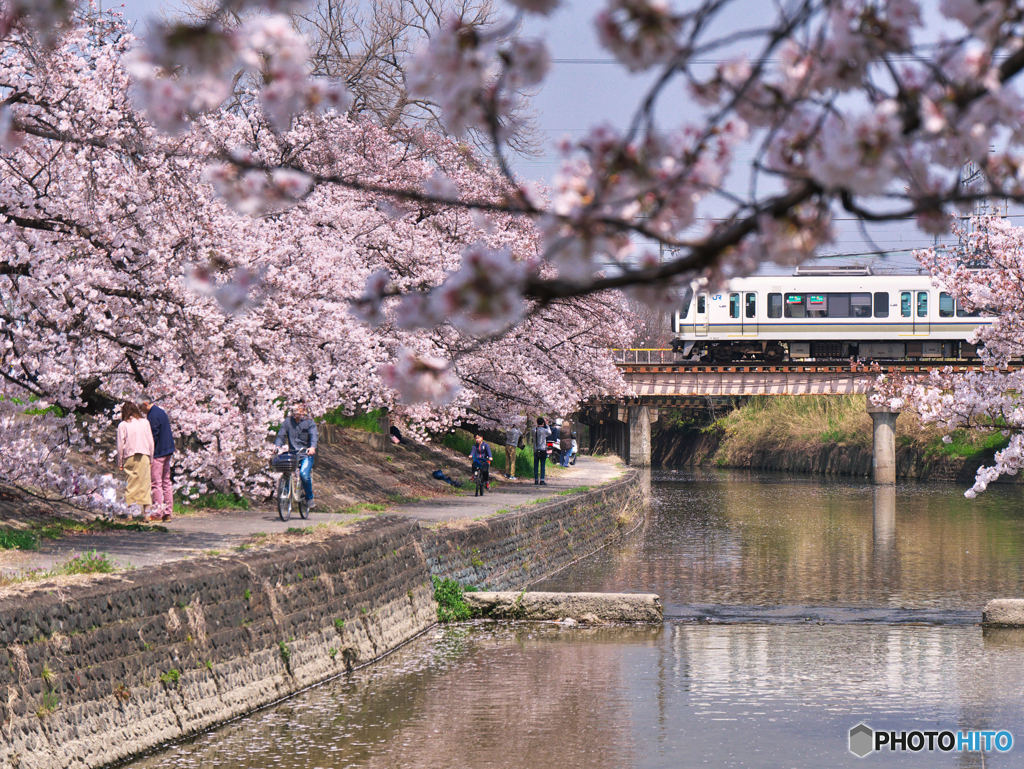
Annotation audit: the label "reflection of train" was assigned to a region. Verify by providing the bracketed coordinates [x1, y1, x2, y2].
[670, 268, 992, 363]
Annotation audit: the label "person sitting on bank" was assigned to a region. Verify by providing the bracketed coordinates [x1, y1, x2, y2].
[469, 434, 493, 490]
[274, 402, 318, 510]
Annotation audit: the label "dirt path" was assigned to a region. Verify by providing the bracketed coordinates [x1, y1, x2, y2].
[0, 455, 625, 577]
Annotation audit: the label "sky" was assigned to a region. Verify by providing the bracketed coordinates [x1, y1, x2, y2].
[106, 0, 996, 275]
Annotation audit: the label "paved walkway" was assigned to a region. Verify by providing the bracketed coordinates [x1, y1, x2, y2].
[0, 456, 625, 576]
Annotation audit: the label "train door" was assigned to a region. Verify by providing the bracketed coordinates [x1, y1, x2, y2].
[742, 292, 757, 336]
[694, 293, 709, 336]
[914, 290, 930, 335]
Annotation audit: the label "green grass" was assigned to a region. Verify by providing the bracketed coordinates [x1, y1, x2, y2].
[53, 550, 115, 575]
[925, 430, 1011, 460]
[0, 518, 165, 552]
[174, 492, 249, 513]
[0, 530, 39, 550]
[431, 576, 475, 623]
[321, 407, 386, 433]
[558, 485, 591, 496]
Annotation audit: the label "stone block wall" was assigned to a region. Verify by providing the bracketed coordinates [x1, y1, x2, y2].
[0, 472, 641, 769]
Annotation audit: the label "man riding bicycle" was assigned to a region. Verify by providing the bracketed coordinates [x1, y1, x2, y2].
[469, 434, 492, 491]
[275, 402, 318, 509]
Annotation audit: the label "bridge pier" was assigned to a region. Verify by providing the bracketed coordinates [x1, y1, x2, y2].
[628, 405, 651, 467]
[866, 401, 900, 484]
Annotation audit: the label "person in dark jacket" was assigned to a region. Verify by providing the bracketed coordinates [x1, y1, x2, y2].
[275, 402, 318, 509]
[140, 395, 175, 522]
[469, 434, 493, 490]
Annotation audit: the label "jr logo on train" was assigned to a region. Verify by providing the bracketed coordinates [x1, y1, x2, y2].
[671, 267, 991, 364]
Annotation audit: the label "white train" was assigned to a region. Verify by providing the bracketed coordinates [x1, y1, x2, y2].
[670, 267, 992, 363]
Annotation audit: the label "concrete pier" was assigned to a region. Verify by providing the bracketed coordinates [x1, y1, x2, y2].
[866, 402, 900, 484]
[628, 405, 651, 467]
[463, 591, 663, 623]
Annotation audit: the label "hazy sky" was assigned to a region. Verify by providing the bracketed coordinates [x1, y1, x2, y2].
[106, 0, 980, 272]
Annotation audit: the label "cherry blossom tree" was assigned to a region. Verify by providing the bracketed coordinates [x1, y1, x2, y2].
[0, 10, 630, 507]
[873, 215, 1024, 497]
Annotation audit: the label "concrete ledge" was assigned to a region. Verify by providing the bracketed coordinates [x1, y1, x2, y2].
[982, 599, 1024, 627]
[463, 591, 662, 623]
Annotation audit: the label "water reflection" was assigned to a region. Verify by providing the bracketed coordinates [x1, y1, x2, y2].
[539, 469, 1024, 614]
[132, 623, 1024, 769]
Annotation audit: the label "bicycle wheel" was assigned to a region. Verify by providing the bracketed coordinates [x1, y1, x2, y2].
[277, 474, 292, 521]
[296, 471, 310, 519]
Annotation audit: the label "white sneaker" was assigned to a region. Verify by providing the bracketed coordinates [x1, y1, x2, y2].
[509, 476, 516, 481]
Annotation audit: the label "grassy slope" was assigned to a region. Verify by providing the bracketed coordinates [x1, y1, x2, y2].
[669, 395, 1008, 467]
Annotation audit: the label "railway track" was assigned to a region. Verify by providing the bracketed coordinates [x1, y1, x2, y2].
[614, 359, 1021, 375]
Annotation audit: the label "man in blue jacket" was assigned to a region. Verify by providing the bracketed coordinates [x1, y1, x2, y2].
[140, 395, 176, 522]
[275, 402, 318, 509]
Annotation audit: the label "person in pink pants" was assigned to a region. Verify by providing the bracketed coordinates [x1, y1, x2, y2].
[140, 395, 176, 522]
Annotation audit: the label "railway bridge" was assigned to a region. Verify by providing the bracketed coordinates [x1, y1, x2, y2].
[582, 349, 996, 483]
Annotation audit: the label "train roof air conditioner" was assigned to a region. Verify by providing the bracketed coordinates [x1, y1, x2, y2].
[793, 265, 874, 276]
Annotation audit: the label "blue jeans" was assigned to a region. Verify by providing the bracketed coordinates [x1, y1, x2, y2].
[299, 453, 315, 500]
[534, 450, 546, 480]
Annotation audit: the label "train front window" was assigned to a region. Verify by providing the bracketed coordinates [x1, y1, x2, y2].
[917, 292, 928, 317]
[939, 292, 954, 318]
[784, 294, 806, 318]
[729, 293, 740, 319]
[901, 292, 912, 317]
[745, 293, 756, 318]
[768, 293, 782, 318]
[874, 292, 889, 318]
[851, 293, 871, 318]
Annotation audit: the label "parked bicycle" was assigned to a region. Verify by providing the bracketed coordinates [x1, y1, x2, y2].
[271, 450, 310, 522]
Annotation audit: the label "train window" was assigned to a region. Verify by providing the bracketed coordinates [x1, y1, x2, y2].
[901, 292, 912, 317]
[784, 294, 806, 318]
[745, 293, 756, 319]
[939, 292, 954, 318]
[874, 292, 889, 318]
[697, 294, 706, 314]
[729, 293, 740, 319]
[851, 293, 872, 318]
[807, 294, 827, 318]
[917, 292, 928, 317]
[828, 294, 851, 318]
[768, 293, 782, 318]
[956, 299, 981, 317]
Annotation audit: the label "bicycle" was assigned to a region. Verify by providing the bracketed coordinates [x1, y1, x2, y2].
[272, 451, 310, 522]
[472, 460, 490, 497]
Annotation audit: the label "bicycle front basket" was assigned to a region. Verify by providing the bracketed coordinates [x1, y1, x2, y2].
[271, 452, 299, 473]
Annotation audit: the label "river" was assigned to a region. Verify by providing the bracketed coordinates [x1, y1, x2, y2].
[130, 470, 1024, 768]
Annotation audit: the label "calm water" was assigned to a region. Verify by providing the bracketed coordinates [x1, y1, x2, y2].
[132, 471, 1024, 768]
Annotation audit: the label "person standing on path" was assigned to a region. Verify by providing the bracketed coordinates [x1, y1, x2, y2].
[116, 402, 154, 520]
[275, 402, 318, 509]
[559, 417, 573, 467]
[504, 421, 522, 480]
[531, 417, 551, 485]
[141, 396, 175, 522]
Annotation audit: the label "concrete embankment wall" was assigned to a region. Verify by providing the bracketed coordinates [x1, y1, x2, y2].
[653, 426, 981, 482]
[0, 472, 642, 769]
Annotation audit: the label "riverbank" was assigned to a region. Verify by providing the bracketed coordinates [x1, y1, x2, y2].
[653, 395, 1010, 482]
[0, 457, 644, 769]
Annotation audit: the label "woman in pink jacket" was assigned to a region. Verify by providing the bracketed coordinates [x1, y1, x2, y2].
[116, 402, 154, 519]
